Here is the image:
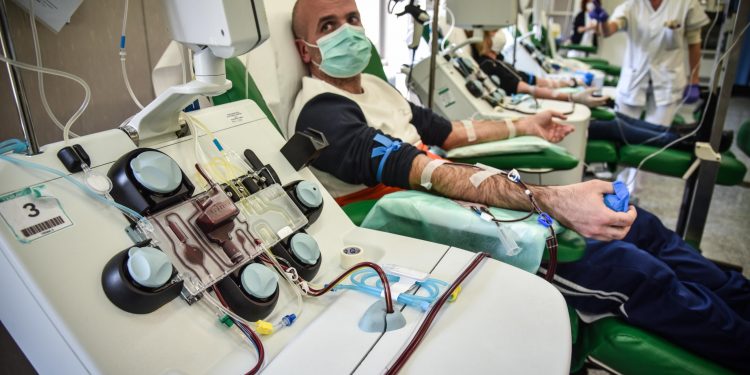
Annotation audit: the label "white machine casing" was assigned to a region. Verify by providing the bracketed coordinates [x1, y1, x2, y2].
[163, 0, 270, 59]
[0, 100, 572, 374]
[410, 54, 591, 186]
[126, 0, 270, 144]
[446, 0, 517, 29]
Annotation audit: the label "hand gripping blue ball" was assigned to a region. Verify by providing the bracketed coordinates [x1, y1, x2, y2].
[604, 181, 630, 212]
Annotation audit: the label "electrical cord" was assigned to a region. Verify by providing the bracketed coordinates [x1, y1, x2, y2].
[496, 101, 575, 116]
[624, 20, 750, 186]
[439, 7, 455, 54]
[27, 1, 80, 138]
[0, 57, 91, 146]
[448, 161, 558, 281]
[610, 10, 722, 150]
[385, 252, 490, 374]
[0, 141, 146, 225]
[212, 286, 265, 375]
[120, 0, 145, 109]
[304, 262, 396, 314]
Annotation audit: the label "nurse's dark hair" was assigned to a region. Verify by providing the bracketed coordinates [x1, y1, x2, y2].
[580, 0, 590, 11]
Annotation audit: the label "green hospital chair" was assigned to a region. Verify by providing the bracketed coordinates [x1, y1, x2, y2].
[218, 43, 735, 373]
[583, 107, 747, 187]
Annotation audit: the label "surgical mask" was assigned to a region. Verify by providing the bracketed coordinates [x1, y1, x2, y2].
[585, 2, 595, 12]
[302, 24, 372, 79]
[491, 31, 506, 54]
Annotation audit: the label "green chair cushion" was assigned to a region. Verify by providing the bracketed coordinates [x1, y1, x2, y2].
[579, 317, 734, 375]
[214, 57, 280, 133]
[738, 120, 750, 158]
[591, 107, 616, 121]
[586, 140, 618, 164]
[451, 147, 579, 171]
[341, 199, 379, 226]
[604, 77, 619, 87]
[619, 145, 748, 186]
[589, 62, 622, 76]
[564, 44, 597, 54]
[573, 57, 609, 65]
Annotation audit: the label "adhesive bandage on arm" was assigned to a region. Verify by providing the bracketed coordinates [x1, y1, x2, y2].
[462, 120, 477, 142]
[420, 159, 447, 190]
[505, 119, 516, 139]
[469, 163, 507, 188]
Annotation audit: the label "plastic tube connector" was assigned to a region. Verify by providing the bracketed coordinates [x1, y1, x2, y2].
[255, 320, 274, 335]
[282, 314, 297, 327]
[219, 314, 234, 328]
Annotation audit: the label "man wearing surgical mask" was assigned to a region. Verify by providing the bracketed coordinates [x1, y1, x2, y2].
[287, 2, 750, 372]
[592, 0, 709, 126]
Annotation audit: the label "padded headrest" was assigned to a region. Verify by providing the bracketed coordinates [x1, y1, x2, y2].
[242, 0, 306, 134]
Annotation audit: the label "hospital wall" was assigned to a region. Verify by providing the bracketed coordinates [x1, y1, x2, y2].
[0, 0, 172, 146]
[595, 0, 628, 68]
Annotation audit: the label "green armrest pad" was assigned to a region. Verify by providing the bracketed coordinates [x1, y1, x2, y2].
[591, 107, 616, 121]
[451, 147, 579, 170]
[569, 306, 579, 346]
[604, 77, 619, 87]
[589, 62, 622, 76]
[573, 57, 609, 65]
[542, 227, 587, 263]
[580, 318, 735, 375]
[341, 199, 379, 226]
[214, 57, 280, 133]
[586, 140, 619, 163]
[619, 145, 748, 186]
[564, 44, 598, 53]
[737, 120, 750, 157]
[673, 114, 686, 127]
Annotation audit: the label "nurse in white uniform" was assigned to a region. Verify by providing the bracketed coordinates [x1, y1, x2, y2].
[590, 0, 710, 126]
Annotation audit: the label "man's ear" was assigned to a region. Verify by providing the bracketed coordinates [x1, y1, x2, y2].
[294, 40, 312, 64]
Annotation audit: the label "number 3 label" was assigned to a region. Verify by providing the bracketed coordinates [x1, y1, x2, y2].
[23, 203, 40, 218]
[0, 185, 72, 243]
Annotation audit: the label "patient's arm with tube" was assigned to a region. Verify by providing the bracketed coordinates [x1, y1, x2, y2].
[408, 155, 638, 241]
[408, 101, 574, 150]
[440, 111, 574, 150]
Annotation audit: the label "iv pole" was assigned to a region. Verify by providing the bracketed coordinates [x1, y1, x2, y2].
[0, 0, 39, 155]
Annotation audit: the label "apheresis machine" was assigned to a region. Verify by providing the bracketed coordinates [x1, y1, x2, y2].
[0, 0, 571, 373]
[409, 0, 591, 186]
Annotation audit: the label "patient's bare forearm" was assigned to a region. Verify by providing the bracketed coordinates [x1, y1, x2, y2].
[408, 155, 556, 212]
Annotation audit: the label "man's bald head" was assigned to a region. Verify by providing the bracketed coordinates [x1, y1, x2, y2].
[291, 0, 364, 83]
[291, 0, 360, 41]
[291, 0, 307, 40]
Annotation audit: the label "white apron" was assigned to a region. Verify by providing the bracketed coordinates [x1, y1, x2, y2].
[613, 0, 709, 107]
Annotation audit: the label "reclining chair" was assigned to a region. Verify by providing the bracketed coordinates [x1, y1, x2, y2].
[210, 1, 737, 373]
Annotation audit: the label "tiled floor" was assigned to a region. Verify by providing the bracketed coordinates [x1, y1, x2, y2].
[633, 97, 750, 277]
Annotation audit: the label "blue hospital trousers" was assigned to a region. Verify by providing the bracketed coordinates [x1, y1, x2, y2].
[552, 206, 750, 372]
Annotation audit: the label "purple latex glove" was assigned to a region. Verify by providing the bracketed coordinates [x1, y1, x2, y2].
[588, 0, 609, 23]
[684, 84, 701, 104]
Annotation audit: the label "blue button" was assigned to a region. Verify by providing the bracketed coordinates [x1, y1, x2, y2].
[240, 263, 279, 299]
[129, 151, 182, 194]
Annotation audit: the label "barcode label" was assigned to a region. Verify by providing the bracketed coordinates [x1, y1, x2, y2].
[21, 216, 65, 237]
[0, 185, 73, 243]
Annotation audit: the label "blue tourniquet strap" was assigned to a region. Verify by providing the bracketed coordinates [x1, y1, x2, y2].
[370, 133, 402, 183]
